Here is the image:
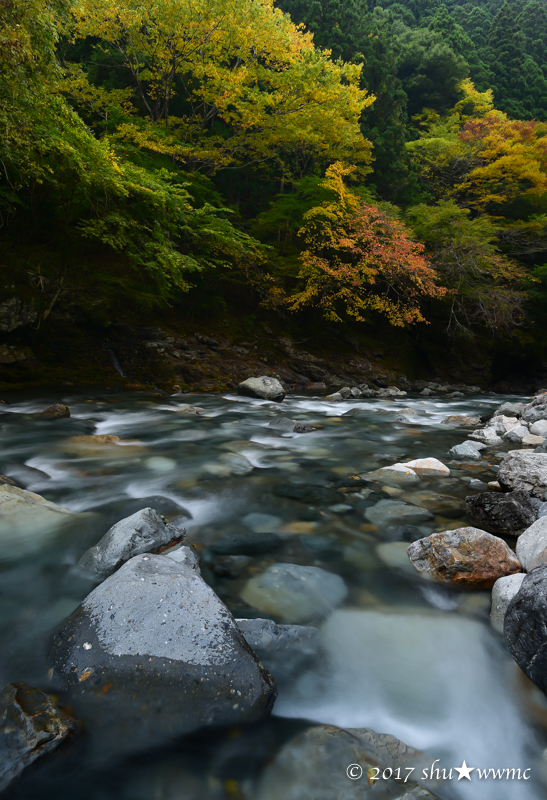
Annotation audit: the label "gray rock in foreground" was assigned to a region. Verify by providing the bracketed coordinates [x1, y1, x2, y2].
[465, 490, 536, 534]
[0, 682, 82, 792]
[504, 566, 547, 693]
[237, 376, 285, 402]
[76, 507, 186, 580]
[490, 573, 525, 633]
[254, 724, 438, 800]
[516, 517, 547, 570]
[236, 619, 321, 681]
[49, 554, 276, 758]
[498, 451, 547, 497]
[240, 563, 347, 623]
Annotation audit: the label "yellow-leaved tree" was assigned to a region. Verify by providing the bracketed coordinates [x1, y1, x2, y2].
[69, 0, 374, 175]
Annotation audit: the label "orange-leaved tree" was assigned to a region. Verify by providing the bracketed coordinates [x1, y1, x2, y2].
[288, 163, 449, 325]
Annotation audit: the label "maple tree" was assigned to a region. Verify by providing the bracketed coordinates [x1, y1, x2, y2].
[288, 163, 448, 325]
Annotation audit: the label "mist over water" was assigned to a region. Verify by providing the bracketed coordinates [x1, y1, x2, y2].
[0, 389, 545, 799]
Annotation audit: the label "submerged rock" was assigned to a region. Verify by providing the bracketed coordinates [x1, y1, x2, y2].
[365, 500, 433, 527]
[254, 724, 437, 800]
[240, 563, 347, 623]
[0, 682, 82, 792]
[490, 573, 525, 633]
[273, 483, 341, 506]
[237, 376, 285, 402]
[210, 532, 283, 556]
[407, 527, 521, 588]
[448, 441, 483, 460]
[441, 415, 481, 427]
[38, 404, 71, 419]
[497, 451, 547, 497]
[268, 417, 314, 434]
[76, 507, 186, 580]
[504, 566, 547, 693]
[49, 554, 276, 757]
[236, 619, 321, 681]
[0, 484, 78, 559]
[465, 490, 536, 535]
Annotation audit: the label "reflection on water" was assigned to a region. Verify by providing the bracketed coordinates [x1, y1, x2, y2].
[0, 389, 546, 799]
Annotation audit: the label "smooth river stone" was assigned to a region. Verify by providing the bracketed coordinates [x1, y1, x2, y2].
[401, 458, 450, 477]
[365, 500, 433, 527]
[364, 464, 420, 486]
[515, 516, 547, 570]
[240, 563, 348, 623]
[490, 573, 525, 633]
[407, 527, 521, 588]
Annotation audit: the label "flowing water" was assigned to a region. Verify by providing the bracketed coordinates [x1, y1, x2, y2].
[1, 390, 546, 799]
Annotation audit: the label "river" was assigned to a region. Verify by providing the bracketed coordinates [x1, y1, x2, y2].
[0, 389, 545, 800]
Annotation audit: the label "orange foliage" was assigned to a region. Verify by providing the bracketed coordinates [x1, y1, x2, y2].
[288, 163, 449, 325]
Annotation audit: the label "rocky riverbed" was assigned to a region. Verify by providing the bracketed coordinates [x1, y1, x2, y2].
[2, 384, 547, 799]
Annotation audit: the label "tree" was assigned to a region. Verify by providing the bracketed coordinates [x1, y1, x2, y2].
[406, 200, 529, 335]
[288, 162, 448, 324]
[69, 0, 373, 177]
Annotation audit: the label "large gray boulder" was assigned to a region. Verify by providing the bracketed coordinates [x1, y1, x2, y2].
[254, 724, 438, 800]
[237, 376, 285, 402]
[521, 396, 547, 424]
[490, 573, 525, 633]
[240, 563, 348, 623]
[49, 554, 276, 758]
[504, 566, 547, 693]
[0, 682, 82, 792]
[515, 517, 547, 570]
[497, 451, 547, 497]
[465, 490, 536, 534]
[75, 507, 185, 580]
[236, 619, 321, 681]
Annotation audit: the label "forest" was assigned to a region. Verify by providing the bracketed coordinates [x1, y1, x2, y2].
[2, 0, 547, 385]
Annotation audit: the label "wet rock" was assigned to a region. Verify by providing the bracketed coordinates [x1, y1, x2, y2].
[420, 387, 433, 396]
[242, 512, 282, 531]
[504, 566, 547, 693]
[468, 427, 503, 446]
[531, 420, 547, 437]
[324, 392, 343, 401]
[174, 404, 207, 415]
[498, 451, 547, 497]
[339, 387, 351, 398]
[515, 517, 547, 570]
[268, 417, 314, 434]
[240, 563, 347, 623]
[503, 424, 529, 443]
[407, 527, 521, 588]
[273, 483, 341, 506]
[254, 724, 436, 800]
[401, 458, 450, 477]
[210, 554, 251, 577]
[38, 404, 70, 419]
[384, 524, 423, 542]
[210, 532, 283, 556]
[236, 619, 320, 680]
[163, 543, 200, 571]
[76, 508, 186, 581]
[377, 541, 419, 572]
[490, 573, 525, 633]
[488, 415, 520, 435]
[364, 464, 420, 485]
[448, 441, 483, 460]
[0, 682, 82, 792]
[468, 478, 489, 491]
[377, 386, 407, 398]
[0, 475, 20, 488]
[49, 554, 276, 758]
[0, 485, 78, 559]
[365, 500, 433, 527]
[238, 376, 285, 402]
[440, 415, 481, 427]
[404, 491, 464, 518]
[493, 402, 525, 417]
[465, 490, 536, 535]
[521, 397, 547, 424]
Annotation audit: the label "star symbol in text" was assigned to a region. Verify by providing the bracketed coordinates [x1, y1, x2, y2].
[454, 761, 474, 780]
